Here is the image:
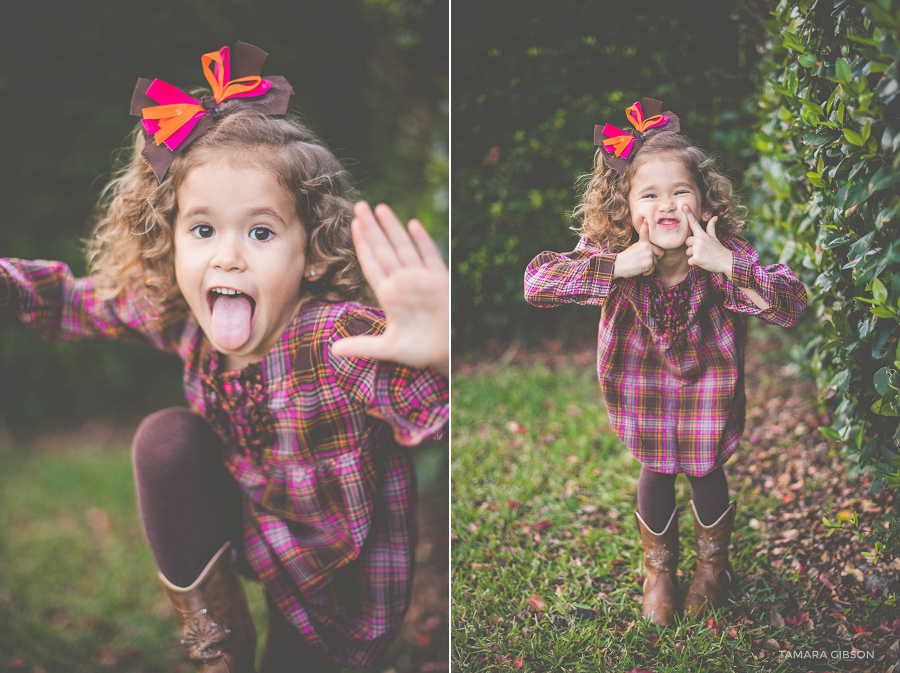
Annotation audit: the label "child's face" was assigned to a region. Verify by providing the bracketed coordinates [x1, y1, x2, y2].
[173, 159, 315, 370]
[627, 156, 706, 251]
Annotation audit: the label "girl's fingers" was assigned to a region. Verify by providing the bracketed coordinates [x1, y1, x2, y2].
[683, 205, 703, 236]
[407, 219, 447, 271]
[373, 203, 425, 268]
[639, 219, 650, 242]
[331, 334, 388, 361]
[353, 201, 399, 275]
[350, 217, 387, 286]
[650, 243, 665, 258]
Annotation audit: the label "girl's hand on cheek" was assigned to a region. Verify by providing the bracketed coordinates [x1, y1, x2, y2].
[613, 219, 664, 279]
[684, 207, 733, 276]
[331, 201, 449, 377]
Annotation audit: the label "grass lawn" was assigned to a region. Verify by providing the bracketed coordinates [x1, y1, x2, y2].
[451, 324, 899, 672]
[0, 429, 447, 673]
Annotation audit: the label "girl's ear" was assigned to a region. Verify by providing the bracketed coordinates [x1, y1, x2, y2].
[306, 264, 324, 281]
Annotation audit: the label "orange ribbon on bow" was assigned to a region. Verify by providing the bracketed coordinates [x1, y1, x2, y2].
[598, 101, 670, 159]
[624, 102, 666, 133]
[601, 130, 635, 158]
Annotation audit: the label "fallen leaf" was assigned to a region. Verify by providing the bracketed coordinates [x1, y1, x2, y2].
[770, 609, 785, 629]
[514, 657, 524, 668]
[527, 595, 545, 611]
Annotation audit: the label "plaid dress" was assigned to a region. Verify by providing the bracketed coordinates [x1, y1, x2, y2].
[524, 236, 806, 476]
[0, 258, 448, 668]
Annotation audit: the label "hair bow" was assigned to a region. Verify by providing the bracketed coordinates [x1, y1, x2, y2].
[130, 41, 294, 182]
[593, 98, 681, 175]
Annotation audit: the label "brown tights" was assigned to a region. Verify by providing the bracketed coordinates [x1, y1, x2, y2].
[637, 465, 730, 532]
[132, 407, 340, 673]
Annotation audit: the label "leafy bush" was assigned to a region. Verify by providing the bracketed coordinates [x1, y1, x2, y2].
[748, 0, 900, 556]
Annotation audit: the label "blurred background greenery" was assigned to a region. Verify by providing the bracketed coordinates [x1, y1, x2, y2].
[0, 0, 448, 427]
[452, 0, 770, 345]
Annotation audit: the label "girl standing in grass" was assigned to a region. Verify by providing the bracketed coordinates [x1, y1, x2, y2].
[0, 43, 448, 671]
[524, 99, 806, 626]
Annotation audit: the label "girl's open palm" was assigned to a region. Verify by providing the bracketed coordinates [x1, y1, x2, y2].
[331, 202, 449, 376]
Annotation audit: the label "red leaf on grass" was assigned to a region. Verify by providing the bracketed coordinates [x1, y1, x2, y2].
[508, 500, 518, 509]
[782, 494, 791, 503]
[819, 574, 836, 590]
[528, 595, 545, 611]
[728, 626, 738, 638]
[514, 657, 524, 668]
[533, 520, 552, 532]
[855, 624, 866, 633]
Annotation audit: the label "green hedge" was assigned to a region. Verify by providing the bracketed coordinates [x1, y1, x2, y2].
[749, 0, 900, 556]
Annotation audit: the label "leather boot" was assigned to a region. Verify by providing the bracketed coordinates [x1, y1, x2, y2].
[683, 500, 736, 617]
[634, 507, 680, 626]
[158, 541, 257, 672]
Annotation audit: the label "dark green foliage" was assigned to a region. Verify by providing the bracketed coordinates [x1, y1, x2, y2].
[453, 0, 766, 343]
[0, 0, 447, 426]
[748, 0, 900, 555]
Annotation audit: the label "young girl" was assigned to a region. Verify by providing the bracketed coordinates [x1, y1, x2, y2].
[0, 43, 448, 671]
[524, 99, 806, 626]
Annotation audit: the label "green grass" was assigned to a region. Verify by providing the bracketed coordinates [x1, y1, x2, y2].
[451, 361, 837, 673]
[0, 442, 267, 671]
[0, 438, 447, 672]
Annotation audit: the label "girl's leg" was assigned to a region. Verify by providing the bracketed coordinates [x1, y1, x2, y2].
[132, 406, 243, 586]
[685, 466, 729, 525]
[133, 407, 256, 671]
[260, 594, 342, 673]
[683, 466, 736, 617]
[634, 467, 680, 626]
[637, 467, 677, 532]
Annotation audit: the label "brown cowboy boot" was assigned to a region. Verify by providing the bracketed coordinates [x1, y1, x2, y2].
[634, 507, 680, 626]
[683, 500, 737, 617]
[158, 541, 257, 672]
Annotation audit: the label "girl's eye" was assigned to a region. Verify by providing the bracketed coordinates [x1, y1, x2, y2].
[250, 226, 273, 241]
[191, 224, 214, 239]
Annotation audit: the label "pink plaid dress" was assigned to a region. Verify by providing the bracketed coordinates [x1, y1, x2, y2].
[525, 236, 807, 476]
[0, 258, 448, 668]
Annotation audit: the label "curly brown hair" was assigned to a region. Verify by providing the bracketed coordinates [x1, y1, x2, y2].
[573, 133, 746, 252]
[86, 108, 370, 311]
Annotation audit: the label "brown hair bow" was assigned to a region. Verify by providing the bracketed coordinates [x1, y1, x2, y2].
[594, 98, 681, 175]
[130, 41, 294, 182]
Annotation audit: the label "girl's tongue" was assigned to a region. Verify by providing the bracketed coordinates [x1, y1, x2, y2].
[211, 294, 253, 351]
